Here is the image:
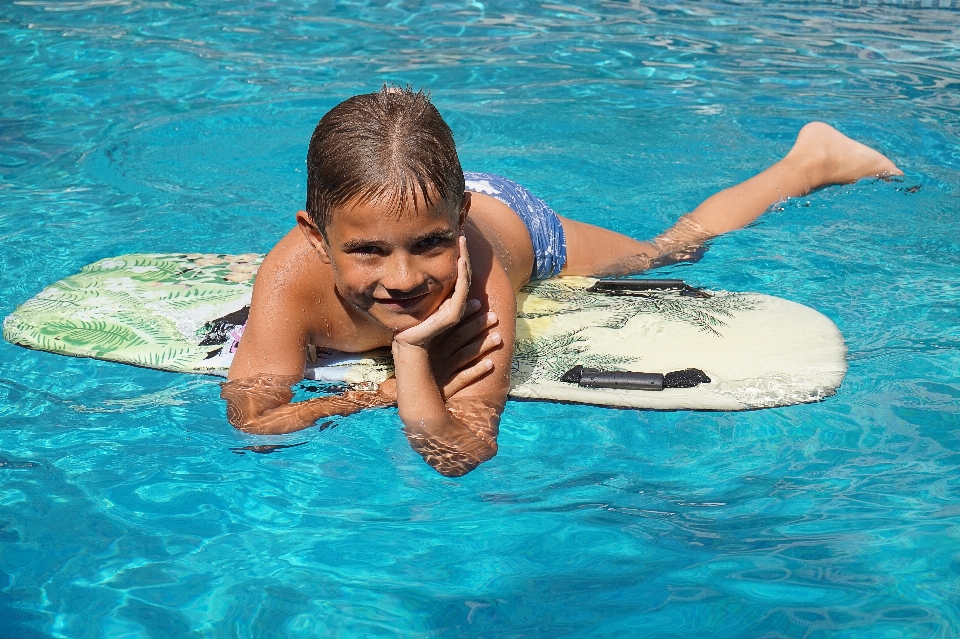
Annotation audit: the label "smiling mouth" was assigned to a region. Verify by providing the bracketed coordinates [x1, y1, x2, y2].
[374, 292, 430, 310]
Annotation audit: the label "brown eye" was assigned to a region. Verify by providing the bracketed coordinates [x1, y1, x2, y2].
[417, 236, 445, 249]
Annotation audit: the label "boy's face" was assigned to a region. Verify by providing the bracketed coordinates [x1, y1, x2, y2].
[302, 193, 468, 333]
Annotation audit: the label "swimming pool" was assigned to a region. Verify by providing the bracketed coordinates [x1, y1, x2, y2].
[1, 0, 959, 636]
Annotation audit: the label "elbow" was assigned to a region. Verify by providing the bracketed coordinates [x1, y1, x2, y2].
[232, 420, 269, 435]
[225, 404, 279, 436]
[436, 465, 477, 478]
[480, 438, 498, 462]
[228, 413, 269, 436]
[426, 440, 498, 478]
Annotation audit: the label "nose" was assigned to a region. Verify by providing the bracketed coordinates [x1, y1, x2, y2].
[380, 252, 426, 294]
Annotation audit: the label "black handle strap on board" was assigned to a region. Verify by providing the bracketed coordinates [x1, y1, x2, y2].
[560, 279, 713, 391]
[561, 365, 711, 391]
[587, 278, 711, 298]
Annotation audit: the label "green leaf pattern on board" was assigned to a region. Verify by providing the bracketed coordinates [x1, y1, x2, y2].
[3, 253, 262, 373]
[512, 329, 638, 386]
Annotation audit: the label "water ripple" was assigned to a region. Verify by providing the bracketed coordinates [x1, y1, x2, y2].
[2, 0, 960, 636]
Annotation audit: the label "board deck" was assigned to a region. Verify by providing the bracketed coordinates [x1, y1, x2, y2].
[3, 253, 848, 410]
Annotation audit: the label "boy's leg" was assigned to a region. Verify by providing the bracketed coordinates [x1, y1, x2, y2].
[559, 217, 660, 277]
[561, 122, 901, 277]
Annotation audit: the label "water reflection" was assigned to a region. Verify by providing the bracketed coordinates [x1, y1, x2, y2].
[220, 374, 394, 436]
[221, 374, 501, 476]
[404, 396, 502, 477]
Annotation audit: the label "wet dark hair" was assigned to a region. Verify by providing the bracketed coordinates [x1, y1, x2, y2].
[305, 86, 465, 234]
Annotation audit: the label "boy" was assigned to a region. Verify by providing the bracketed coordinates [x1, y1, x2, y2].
[221, 87, 900, 477]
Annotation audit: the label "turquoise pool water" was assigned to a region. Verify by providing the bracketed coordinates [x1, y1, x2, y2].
[2, 0, 959, 636]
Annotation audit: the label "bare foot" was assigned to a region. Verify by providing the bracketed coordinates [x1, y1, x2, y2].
[787, 122, 903, 189]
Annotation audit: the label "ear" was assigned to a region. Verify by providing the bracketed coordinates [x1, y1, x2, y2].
[458, 191, 472, 230]
[296, 210, 332, 264]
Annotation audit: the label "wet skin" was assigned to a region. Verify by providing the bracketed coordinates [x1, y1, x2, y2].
[224, 123, 902, 476]
[224, 192, 523, 476]
[227, 191, 529, 377]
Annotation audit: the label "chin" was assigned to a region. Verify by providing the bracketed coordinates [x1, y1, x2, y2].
[373, 300, 442, 333]
[386, 316, 422, 333]
[363, 309, 415, 334]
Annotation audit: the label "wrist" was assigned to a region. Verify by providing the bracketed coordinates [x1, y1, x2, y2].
[392, 338, 431, 363]
[341, 389, 392, 409]
[392, 340, 447, 424]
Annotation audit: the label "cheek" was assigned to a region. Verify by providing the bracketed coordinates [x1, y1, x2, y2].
[429, 252, 460, 284]
[331, 259, 377, 295]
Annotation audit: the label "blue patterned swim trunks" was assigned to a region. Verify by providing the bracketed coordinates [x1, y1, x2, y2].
[464, 172, 567, 280]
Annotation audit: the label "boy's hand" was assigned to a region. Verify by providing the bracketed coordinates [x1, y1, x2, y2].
[377, 300, 500, 401]
[432, 299, 500, 398]
[392, 235, 472, 349]
[383, 236, 500, 400]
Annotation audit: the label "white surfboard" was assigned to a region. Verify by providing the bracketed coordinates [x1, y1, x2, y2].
[2, 253, 847, 410]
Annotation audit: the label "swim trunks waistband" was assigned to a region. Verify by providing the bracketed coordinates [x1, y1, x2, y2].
[463, 172, 567, 280]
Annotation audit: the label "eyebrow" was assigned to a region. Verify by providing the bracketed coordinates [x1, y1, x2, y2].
[339, 228, 457, 251]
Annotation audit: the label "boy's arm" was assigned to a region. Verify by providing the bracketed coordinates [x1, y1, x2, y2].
[228, 245, 315, 382]
[222, 302, 504, 436]
[392, 236, 515, 477]
[223, 248, 373, 434]
[221, 375, 393, 434]
[224, 245, 502, 436]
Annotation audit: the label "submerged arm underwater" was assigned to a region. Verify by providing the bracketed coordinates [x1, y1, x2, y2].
[388, 236, 514, 477]
[220, 375, 394, 435]
[220, 293, 507, 477]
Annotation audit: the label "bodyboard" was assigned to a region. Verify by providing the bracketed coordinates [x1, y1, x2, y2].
[3, 253, 847, 410]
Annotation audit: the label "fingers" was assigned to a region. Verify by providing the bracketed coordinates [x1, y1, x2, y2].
[441, 357, 494, 399]
[438, 304, 497, 356]
[448, 235, 472, 319]
[443, 323, 501, 372]
[431, 299, 481, 353]
[377, 376, 398, 403]
[460, 234, 472, 290]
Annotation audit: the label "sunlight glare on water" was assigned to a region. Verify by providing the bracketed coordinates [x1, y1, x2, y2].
[1, 1, 959, 637]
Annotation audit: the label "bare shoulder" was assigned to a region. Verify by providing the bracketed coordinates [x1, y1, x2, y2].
[255, 227, 324, 299]
[228, 228, 326, 379]
[248, 227, 330, 328]
[454, 220, 518, 404]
